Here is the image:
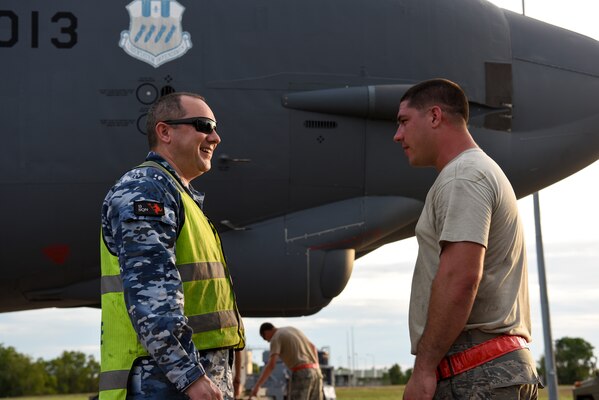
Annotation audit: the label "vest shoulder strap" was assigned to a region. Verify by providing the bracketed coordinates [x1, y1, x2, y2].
[138, 160, 185, 193]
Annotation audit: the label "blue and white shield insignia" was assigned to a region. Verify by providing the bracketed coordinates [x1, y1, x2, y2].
[119, 0, 192, 68]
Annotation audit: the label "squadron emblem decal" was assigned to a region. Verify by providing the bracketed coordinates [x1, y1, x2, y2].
[119, 0, 192, 68]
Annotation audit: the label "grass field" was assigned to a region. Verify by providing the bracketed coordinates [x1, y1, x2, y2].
[335, 385, 574, 399]
[3, 386, 575, 399]
[336, 385, 403, 399]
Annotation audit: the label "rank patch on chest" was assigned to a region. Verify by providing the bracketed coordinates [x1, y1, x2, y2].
[134, 201, 165, 216]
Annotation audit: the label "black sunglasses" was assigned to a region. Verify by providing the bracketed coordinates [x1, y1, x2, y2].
[162, 117, 217, 134]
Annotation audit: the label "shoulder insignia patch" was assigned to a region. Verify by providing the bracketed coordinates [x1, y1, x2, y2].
[134, 201, 165, 216]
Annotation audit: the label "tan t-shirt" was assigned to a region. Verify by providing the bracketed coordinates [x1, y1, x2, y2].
[409, 148, 531, 354]
[270, 327, 318, 369]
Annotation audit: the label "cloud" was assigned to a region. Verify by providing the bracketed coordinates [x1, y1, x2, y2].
[0, 308, 101, 361]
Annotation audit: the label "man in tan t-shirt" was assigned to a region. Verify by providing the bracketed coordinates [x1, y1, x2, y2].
[394, 79, 541, 399]
[250, 323, 323, 400]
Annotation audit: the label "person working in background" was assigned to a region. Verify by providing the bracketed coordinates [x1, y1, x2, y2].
[250, 323, 323, 400]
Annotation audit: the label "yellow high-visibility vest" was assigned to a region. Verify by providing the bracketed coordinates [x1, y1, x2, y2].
[99, 161, 244, 400]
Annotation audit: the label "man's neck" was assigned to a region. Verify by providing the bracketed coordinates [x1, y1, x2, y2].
[435, 130, 478, 171]
[153, 150, 192, 187]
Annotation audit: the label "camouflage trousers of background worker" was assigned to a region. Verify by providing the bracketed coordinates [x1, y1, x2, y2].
[434, 348, 542, 399]
[127, 349, 234, 399]
[289, 368, 323, 400]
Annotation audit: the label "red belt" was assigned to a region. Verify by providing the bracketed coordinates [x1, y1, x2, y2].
[291, 363, 318, 372]
[436, 335, 528, 381]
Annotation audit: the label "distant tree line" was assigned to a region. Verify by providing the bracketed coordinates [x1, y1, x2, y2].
[383, 364, 412, 385]
[0, 344, 99, 397]
[1, 336, 596, 395]
[537, 337, 597, 385]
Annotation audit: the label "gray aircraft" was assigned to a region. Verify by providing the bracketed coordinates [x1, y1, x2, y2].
[1, 0, 598, 316]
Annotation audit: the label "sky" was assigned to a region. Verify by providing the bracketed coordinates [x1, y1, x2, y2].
[1, 0, 598, 375]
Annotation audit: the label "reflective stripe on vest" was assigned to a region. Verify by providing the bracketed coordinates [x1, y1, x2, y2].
[99, 161, 244, 400]
[98, 370, 129, 391]
[100, 262, 227, 294]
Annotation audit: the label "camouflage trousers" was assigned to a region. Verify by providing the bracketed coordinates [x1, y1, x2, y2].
[199, 349, 235, 400]
[289, 368, 323, 400]
[434, 347, 541, 399]
[127, 349, 234, 399]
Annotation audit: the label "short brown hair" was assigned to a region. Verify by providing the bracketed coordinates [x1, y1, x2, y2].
[145, 92, 207, 149]
[259, 322, 275, 338]
[400, 78, 469, 123]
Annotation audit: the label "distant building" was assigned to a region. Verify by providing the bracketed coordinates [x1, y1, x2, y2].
[334, 367, 389, 386]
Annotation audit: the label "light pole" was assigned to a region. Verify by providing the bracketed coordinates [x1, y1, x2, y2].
[534, 193, 559, 399]
[366, 353, 376, 378]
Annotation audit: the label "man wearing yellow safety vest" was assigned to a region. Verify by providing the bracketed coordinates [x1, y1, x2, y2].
[100, 92, 245, 400]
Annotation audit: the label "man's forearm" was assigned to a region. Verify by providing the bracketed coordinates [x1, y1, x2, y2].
[415, 273, 476, 371]
[254, 362, 275, 390]
[415, 242, 484, 371]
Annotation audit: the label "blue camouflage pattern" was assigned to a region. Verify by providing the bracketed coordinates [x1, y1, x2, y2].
[102, 151, 224, 397]
[128, 350, 234, 399]
[199, 349, 235, 399]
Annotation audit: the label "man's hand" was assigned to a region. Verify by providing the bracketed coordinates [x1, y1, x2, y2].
[185, 375, 223, 400]
[403, 369, 437, 400]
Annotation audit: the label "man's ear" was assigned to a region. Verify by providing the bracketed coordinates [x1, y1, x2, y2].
[429, 105, 443, 128]
[154, 121, 172, 144]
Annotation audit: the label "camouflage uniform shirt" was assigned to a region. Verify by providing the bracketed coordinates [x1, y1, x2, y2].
[101, 152, 211, 397]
